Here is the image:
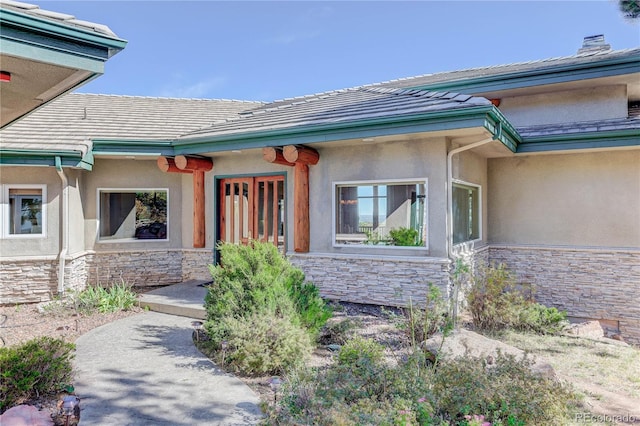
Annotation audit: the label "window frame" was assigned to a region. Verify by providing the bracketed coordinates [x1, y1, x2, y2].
[332, 178, 428, 250]
[451, 179, 482, 245]
[1, 184, 47, 239]
[96, 188, 169, 243]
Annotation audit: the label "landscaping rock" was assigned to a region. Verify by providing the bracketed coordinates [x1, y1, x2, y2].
[566, 320, 604, 339]
[0, 405, 54, 426]
[423, 328, 557, 380]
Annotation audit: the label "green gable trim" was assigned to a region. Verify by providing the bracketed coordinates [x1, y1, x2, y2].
[0, 149, 90, 169]
[172, 105, 518, 155]
[517, 128, 640, 153]
[0, 8, 127, 58]
[407, 54, 640, 95]
[92, 139, 176, 157]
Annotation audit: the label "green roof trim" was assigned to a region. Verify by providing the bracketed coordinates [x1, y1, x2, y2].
[0, 7, 127, 59]
[517, 128, 640, 153]
[406, 54, 640, 94]
[92, 139, 176, 157]
[0, 149, 91, 169]
[171, 105, 518, 154]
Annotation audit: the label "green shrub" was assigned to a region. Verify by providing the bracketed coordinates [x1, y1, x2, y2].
[318, 317, 362, 345]
[75, 280, 137, 314]
[389, 227, 422, 246]
[467, 264, 567, 334]
[431, 352, 575, 425]
[206, 241, 330, 334]
[213, 311, 313, 375]
[405, 283, 452, 345]
[337, 337, 385, 370]
[0, 337, 75, 412]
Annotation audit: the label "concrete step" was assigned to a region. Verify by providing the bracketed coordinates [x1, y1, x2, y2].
[138, 279, 209, 320]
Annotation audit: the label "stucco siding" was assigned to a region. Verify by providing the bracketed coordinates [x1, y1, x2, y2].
[498, 85, 628, 127]
[488, 149, 640, 248]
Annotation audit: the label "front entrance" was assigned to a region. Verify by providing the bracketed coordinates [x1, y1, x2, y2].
[218, 175, 286, 252]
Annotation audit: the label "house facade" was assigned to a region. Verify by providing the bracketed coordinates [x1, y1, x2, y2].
[1, 9, 638, 344]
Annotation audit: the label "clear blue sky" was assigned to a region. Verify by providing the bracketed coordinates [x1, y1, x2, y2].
[42, 1, 639, 102]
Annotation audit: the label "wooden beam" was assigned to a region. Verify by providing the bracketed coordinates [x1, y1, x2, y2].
[283, 145, 319, 165]
[157, 156, 192, 173]
[175, 155, 213, 172]
[293, 162, 310, 253]
[262, 147, 295, 166]
[193, 171, 206, 248]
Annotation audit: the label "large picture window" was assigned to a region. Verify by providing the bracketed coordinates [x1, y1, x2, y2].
[3, 185, 46, 237]
[335, 180, 427, 247]
[99, 189, 168, 241]
[452, 181, 480, 244]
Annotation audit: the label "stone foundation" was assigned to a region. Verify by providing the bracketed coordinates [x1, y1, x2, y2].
[289, 252, 451, 307]
[489, 245, 640, 344]
[182, 249, 214, 282]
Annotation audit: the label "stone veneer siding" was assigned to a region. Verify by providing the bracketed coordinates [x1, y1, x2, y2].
[0, 257, 58, 304]
[1, 249, 215, 304]
[288, 253, 452, 307]
[182, 249, 214, 282]
[489, 245, 640, 344]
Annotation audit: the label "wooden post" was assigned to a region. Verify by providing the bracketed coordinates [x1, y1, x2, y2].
[293, 162, 310, 253]
[262, 147, 295, 166]
[193, 171, 206, 248]
[157, 156, 191, 174]
[283, 145, 319, 165]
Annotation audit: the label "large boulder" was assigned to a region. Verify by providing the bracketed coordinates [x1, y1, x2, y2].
[423, 328, 556, 380]
[0, 405, 53, 426]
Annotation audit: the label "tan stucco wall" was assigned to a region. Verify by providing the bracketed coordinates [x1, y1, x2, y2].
[66, 169, 85, 255]
[83, 159, 185, 251]
[0, 166, 61, 257]
[488, 149, 640, 248]
[498, 85, 628, 127]
[452, 148, 488, 247]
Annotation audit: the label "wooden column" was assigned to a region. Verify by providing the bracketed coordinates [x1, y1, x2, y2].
[192, 171, 206, 248]
[157, 155, 213, 248]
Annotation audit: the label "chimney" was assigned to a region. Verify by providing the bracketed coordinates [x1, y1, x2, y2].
[577, 34, 611, 54]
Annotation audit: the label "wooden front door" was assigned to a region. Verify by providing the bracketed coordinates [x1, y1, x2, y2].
[219, 175, 285, 252]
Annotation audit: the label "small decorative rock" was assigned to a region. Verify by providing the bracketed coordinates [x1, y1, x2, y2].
[566, 320, 604, 340]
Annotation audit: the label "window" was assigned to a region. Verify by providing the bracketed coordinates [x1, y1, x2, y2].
[98, 189, 168, 241]
[452, 182, 480, 244]
[2, 185, 46, 237]
[335, 180, 427, 246]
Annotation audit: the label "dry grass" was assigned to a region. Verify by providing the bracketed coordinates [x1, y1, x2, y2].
[496, 330, 640, 423]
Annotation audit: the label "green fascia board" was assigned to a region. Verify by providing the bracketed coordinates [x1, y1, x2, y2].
[485, 108, 521, 152]
[92, 139, 176, 157]
[0, 149, 89, 169]
[517, 129, 640, 153]
[406, 55, 640, 94]
[0, 37, 105, 73]
[172, 106, 519, 155]
[0, 8, 127, 58]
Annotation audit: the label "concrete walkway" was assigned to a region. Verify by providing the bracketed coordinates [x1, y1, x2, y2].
[74, 311, 263, 425]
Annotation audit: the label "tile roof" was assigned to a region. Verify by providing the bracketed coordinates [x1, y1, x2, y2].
[180, 86, 491, 140]
[0, 93, 264, 155]
[517, 116, 640, 138]
[0, 0, 118, 38]
[374, 47, 640, 90]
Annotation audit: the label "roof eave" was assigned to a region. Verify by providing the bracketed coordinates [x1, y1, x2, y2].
[517, 128, 640, 153]
[171, 105, 519, 154]
[0, 148, 91, 169]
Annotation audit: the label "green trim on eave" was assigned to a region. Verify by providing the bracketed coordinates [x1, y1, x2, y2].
[517, 128, 640, 153]
[92, 139, 176, 157]
[0, 38, 105, 73]
[172, 105, 518, 154]
[407, 54, 640, 94]
[0, 149, 90, 169]
[0, 8, 127, 56]
[485, 107, 520, 152]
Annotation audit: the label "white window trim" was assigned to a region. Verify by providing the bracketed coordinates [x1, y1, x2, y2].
[332, 178, 429, 250]
[1, 184, 47, 239]
[452, 179, 482, 245]
[96, 188, 169, 243]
